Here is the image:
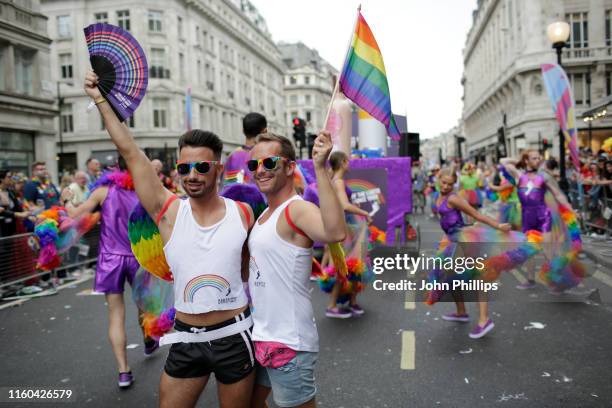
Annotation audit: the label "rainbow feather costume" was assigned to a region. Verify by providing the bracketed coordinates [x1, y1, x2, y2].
[318, 214, 374, 304]
[34, 206, 100, 270]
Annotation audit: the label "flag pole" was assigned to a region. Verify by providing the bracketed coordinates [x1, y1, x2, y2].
[322, 4, 361, 130]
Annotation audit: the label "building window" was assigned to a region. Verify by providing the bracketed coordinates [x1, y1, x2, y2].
[197, 59, 202, 84]
[203, 31, 208, 50]
[569, 73, 590, 105]
[566, 12, 588, 48]
[0, 48, 4, 91]
[117, 10, 130, 31]
[606, 10, 611, 46]
[178, 16, 184, 39]
[304, 76, 311, 85]
[14, 48, 33, 95]
[290, 95, 297, 105]
[306, 111, 312, 122]
[94, 12, 108, 23]
[179, 53, 185, 82]
[61, 104, 73, 133]
[59, 53, 72, 79]
[153, 99, 168, 128]
[150, 48, 169, 78]
[127, 115, 135, 128]
[195, 25, 200, 45]
[305, 94, 311, 105]
[148, 10, 163, 32]
[606, 70, 611, 96]
[57, 15, 71, 38]
[290, 75, 297, 85]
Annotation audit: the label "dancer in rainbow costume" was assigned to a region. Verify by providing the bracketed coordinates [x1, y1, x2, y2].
[427, 167, 543, 339]
[59, 160, 161, 388]
[488, 166, 522, 231]
[501, 150, 584, 292]
[304, 151, 373, 318]
[459, 163, 483, 212]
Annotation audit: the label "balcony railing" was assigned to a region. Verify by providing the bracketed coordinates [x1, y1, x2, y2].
[563, 46, 612, 60]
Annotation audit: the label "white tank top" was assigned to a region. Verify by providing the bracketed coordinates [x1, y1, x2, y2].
[164, 197, 248, 314]
[248, 195, 318, 352]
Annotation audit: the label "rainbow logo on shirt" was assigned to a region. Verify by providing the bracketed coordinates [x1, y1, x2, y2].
[346, 179, 386, 204]
[184, 274, 231, 302]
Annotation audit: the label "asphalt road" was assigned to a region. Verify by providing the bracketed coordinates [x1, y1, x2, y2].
[1, 213, 612, 407]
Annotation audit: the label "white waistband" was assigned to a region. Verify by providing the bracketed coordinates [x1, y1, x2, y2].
[159, 315, 253, 346]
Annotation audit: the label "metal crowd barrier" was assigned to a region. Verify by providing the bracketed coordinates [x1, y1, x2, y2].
[0, 225, 100, 297]
[568, 183, 612, 237]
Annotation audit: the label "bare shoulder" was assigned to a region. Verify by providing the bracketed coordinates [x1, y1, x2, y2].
[447, 194, 463, 208]
[235, 200, 255, 228]
[289, 199, 319, 217]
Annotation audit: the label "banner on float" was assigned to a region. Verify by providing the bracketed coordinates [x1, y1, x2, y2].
[346, 168, 387, 231]
[298, 157, 411, 245]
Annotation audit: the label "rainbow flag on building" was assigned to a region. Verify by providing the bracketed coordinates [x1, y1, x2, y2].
[339, 11, 401, 141]
[541, 63, 580, 171]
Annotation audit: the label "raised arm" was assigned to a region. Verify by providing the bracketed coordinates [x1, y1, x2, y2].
[448, 194, 511, 232]
[542, 172, 570, 208]
[500, 157, 520, 182]
[61, 186, 107, 219]
[84, 71, 172, 221]
[292, 131, 346, 243]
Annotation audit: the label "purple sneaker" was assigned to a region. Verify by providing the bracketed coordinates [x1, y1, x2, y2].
[442, 313, 470, 323]
[516, 280, 536, 290]
[118, 371, 134, 388]
[325, 307, 352, 319]
[144, 339, 159, 357]
[469, 319, 495, 339]
[350, 304, 365, 316]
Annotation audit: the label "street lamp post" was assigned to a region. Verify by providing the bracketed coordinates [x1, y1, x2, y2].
[547, 21, 571, 194]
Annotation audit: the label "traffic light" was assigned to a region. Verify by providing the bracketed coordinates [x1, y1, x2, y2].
[542, 137, 552, 151]
[292, 117, 306, 146]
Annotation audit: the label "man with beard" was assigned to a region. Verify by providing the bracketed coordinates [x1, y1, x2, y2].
[85, 71, 255, 408]
[247, 133, 346, 408]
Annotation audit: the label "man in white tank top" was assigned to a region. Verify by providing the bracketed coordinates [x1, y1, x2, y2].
[87, 70, 256, 408]
[247, 132, 347, 408]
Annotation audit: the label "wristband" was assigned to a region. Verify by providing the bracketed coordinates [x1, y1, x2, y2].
[94, 97, 107, 105]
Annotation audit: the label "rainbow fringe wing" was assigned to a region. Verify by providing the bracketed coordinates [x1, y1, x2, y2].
[537, 198, 585, 291]
[34, 207, 100, 271]
[128, 202, 173, 282]
[131, 268, 175, 340]
[339, 12, 401, 141]
[425, 227, 543, 305]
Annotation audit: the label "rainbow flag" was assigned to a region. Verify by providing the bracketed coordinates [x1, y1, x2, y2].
[541, 64, 580, 171]
[339, 12, 401, 141]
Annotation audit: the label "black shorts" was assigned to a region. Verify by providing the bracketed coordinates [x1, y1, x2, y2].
[164, 310, 255, 384]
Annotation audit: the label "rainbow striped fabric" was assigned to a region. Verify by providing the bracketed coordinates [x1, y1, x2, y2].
[339, 12, 401, 141]
[541, 63, 580, 171]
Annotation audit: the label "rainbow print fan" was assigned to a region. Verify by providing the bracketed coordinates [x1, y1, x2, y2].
[84, 23, 148, 121]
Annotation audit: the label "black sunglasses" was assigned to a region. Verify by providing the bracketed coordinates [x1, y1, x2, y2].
[246, 156, 289, 172]
[175, 160, 218, 175]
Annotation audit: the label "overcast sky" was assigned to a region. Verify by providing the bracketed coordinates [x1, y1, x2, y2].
[251, 0, 477, 139]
